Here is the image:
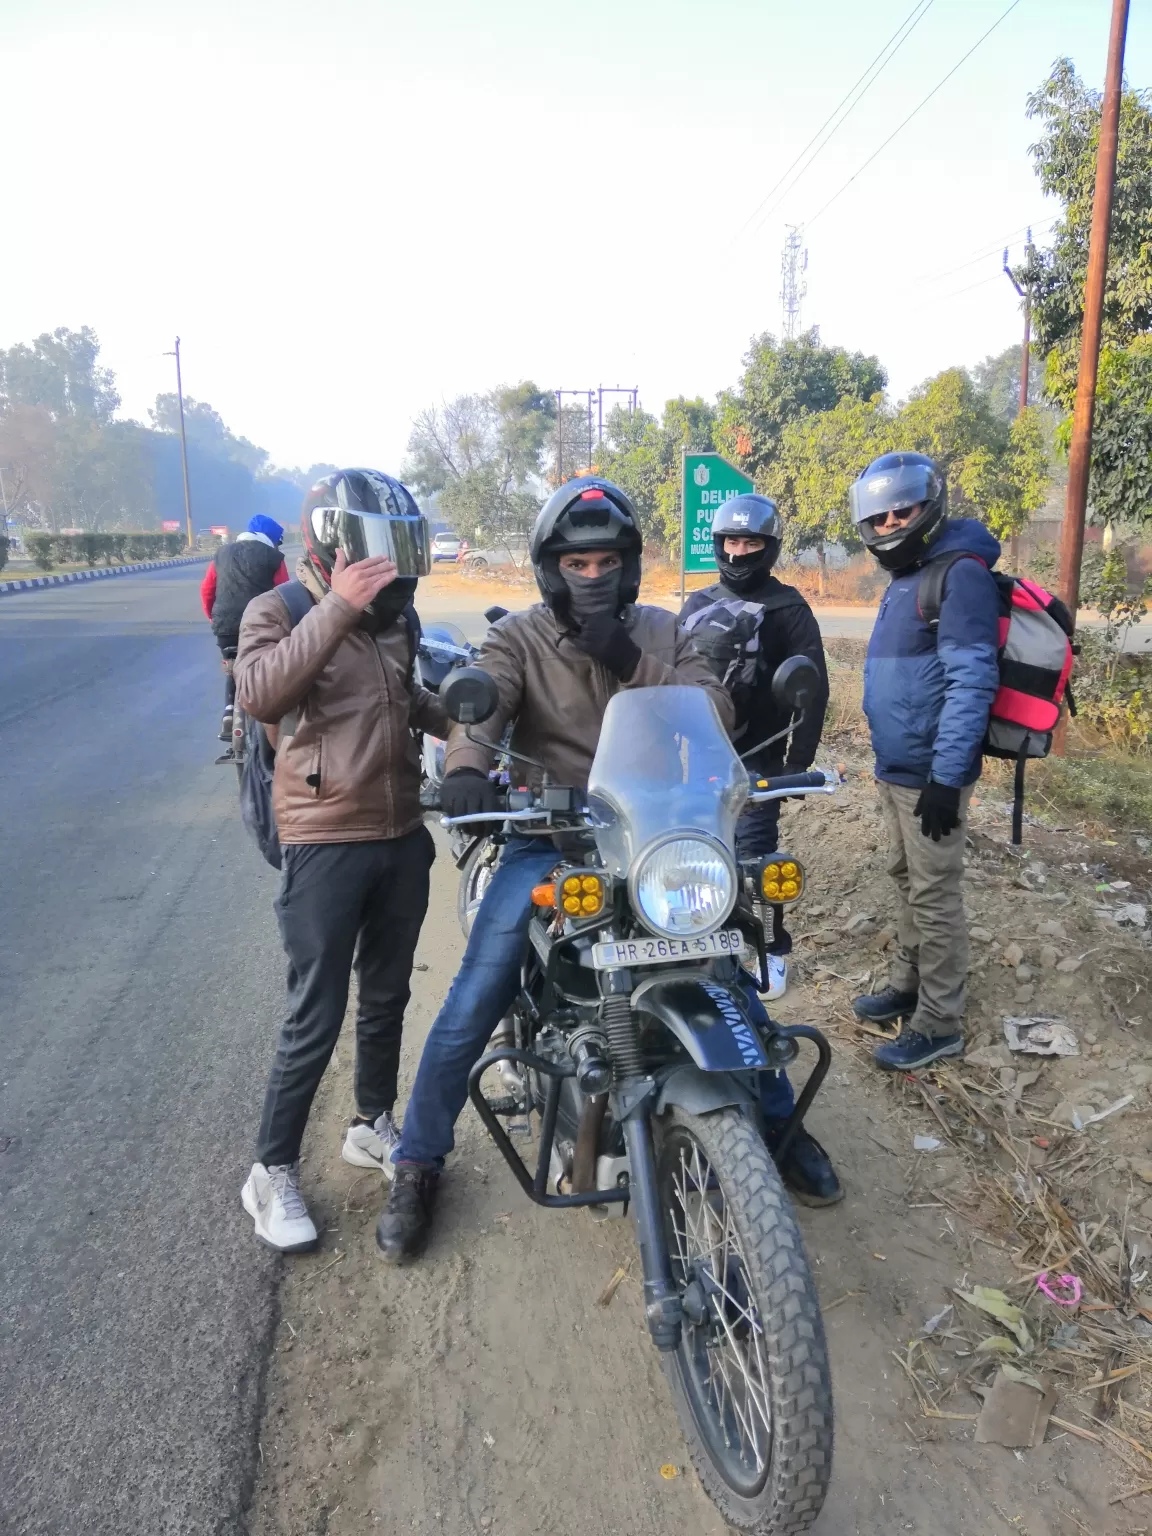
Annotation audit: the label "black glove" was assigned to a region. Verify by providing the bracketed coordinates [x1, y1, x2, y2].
[914, 780, 962, 842]
[440, 769, 500, 819]
[569, 610, 642, 680]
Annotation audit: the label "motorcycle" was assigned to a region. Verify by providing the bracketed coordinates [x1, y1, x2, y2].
[438, 657, 837, 1534]
[415, 607, 507, 933]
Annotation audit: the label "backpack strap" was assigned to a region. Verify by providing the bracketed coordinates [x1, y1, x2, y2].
[917, 551, 984, 630]
[276, 580, 317, 738]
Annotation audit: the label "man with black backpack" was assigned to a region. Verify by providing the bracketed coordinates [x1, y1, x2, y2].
[848, 452, 1001, 1074]
[200, 514, 289, 753]
[233, 469, 447, 1252]
[679, 497, 830, 999]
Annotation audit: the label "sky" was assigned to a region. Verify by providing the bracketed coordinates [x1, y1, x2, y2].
[3, 0, 1150, 478]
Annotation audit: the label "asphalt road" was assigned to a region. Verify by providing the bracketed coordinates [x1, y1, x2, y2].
[0, 564, 286, 1535]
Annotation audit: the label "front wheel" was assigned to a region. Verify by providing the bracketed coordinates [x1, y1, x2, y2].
[457, 836, 498, 936]
[655, 1106, 833, 1534]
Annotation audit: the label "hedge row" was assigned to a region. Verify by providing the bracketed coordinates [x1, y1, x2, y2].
[0, 537, 8, 574]
[26, 533, 187, 570]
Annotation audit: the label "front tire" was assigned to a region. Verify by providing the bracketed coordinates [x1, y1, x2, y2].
[457, 836, 498, 936]
[655, 1106, 832, 1534]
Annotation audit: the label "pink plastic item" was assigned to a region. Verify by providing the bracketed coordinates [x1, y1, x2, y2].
[1036, 1272, 1082, 1307]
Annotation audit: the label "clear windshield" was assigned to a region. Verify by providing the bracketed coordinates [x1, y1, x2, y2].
[586, 687, 749, 877]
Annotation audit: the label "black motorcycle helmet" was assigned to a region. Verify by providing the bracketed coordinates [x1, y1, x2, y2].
[712, 494, 783, 591]
[301, 468, 430, 619]
[530, 476, 643, 617]
[849, 452, 947, 572]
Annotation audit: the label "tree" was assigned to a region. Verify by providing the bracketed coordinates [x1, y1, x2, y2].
[594, 397, 717, 549]
[403, 382, 555, 553]
[969, 344, 1044, 421]
[1018, 59, 1152, 384]
[150, 394, 269, 475]
[768, 393, 891, 563]
[715, 328, 886, 482]
[1016, 59, 1152, 532]
[0, 326, 119, 423]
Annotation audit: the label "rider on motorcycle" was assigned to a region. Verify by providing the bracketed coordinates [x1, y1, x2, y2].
[377, 477, 840, 1263]
[201, 514, 289, 752]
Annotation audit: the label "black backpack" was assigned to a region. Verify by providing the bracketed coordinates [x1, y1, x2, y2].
[239, 581, 419, 869]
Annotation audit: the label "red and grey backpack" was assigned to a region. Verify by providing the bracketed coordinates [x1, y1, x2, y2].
[918, 553, 1075, 845]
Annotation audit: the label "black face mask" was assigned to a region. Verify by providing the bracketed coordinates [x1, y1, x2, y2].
[561, 567, 623, 625]
[361, 576, 417, 631]
[716, 545, 772, 592]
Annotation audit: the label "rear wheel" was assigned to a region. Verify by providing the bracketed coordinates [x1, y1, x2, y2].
[655, 1106, 832, 1534]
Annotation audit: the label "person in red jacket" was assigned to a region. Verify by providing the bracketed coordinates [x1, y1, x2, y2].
[201, 515, 289, 754]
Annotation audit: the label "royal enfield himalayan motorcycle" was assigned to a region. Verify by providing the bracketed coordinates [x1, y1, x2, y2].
[438, 657, 837, 1535]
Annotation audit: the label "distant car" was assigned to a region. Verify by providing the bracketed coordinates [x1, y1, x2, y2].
[431, 532, 461, 562]
[460, 546, 522, 571]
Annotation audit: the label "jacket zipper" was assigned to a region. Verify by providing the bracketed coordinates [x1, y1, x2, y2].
[371, 633, 394, 827]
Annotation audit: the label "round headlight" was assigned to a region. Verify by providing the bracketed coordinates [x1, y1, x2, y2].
[631, 837, 736, 939]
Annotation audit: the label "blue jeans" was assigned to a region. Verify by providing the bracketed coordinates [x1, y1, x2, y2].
[396, 837, 793, 1168]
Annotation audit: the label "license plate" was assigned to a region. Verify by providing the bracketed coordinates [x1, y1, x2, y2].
[591, 930, 745, 970]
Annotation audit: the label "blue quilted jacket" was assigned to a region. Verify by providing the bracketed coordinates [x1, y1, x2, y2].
[863, 519, 1001, 789]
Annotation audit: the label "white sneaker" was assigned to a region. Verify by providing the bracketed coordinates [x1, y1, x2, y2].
[241, 1162, 318, 1252]
[763, 955, 789, 1000]
[341, 1112, 401, 1181]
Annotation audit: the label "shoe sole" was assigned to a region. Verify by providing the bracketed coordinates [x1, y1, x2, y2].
[240, 1184, 319, 1254]
[375, 1235, 427, 1265]
[789, 1185, 846, 1208]
[852, 1002, 916, 1024]
[873, 1039, 965, 1072]
[341, 1142, 396, 1180]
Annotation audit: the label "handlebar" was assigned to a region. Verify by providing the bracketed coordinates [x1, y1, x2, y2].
[439, 767, 841, 828]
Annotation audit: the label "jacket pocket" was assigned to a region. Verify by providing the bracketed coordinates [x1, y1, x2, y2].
[305, 737, 323, 797]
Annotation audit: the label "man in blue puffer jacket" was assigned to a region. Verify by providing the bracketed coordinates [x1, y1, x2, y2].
[847, 453, 1000, 1071]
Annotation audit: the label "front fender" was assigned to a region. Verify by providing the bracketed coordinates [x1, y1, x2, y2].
[654, 1063, 757, 1117]
[632, 973, 770, 1072]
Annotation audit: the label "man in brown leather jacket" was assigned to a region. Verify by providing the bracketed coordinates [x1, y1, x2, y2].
[376, 477, 735, 1261]
[234, 469, 447, 1253]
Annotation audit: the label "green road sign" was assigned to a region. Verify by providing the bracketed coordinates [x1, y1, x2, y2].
[681, 452, 755, 575]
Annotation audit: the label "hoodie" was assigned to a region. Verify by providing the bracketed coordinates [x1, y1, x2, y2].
[863, 518, 1001, 789]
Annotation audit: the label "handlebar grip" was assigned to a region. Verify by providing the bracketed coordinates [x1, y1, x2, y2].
[755, 770, 827, 792]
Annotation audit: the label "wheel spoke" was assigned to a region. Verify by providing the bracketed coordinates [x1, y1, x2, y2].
[665, 1132, 774, 1479]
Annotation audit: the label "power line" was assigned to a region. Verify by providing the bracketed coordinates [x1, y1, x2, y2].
[805, 0, 1026, 230]
[924, 215, 1055, 283]
[736, 0, 936, 239]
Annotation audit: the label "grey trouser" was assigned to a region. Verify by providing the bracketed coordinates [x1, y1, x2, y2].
[256, 827, 435, 1167]
[876, 781, 974, 1039]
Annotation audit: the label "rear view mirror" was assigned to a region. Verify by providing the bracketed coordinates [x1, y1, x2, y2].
[442, 666, 499, 726]
[771, 655, 819, 714]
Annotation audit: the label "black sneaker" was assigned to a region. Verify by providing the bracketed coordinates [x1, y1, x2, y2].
[218, 711, 234, 743]
[375, 1163, 440, 1263]
[873, 1028, 964, 1073]
[764, 1123, 844, 1208]
[852, 985, 918, 1024]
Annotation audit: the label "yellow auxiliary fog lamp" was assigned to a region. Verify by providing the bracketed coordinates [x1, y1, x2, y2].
[555, 869, 609, 921]
[759, 854, 804, 907]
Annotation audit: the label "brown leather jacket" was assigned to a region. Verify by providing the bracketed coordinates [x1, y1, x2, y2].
[234, 562, 449, 845]
[444, 602, 735, 788]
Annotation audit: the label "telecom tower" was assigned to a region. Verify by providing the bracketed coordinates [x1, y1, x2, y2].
[780, 225, 808, 340]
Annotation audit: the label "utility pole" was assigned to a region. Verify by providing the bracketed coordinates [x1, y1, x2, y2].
[780, 226, 808, 341]
[164, 337, 194, 549]
[595, 385, 641, 442]
[1003, 229, 1034, 571]
[1058, 0, 1130, 624]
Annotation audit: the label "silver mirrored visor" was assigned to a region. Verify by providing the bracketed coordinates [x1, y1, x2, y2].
[319, 507, 431, 575]
[849, 463, 934, 530]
